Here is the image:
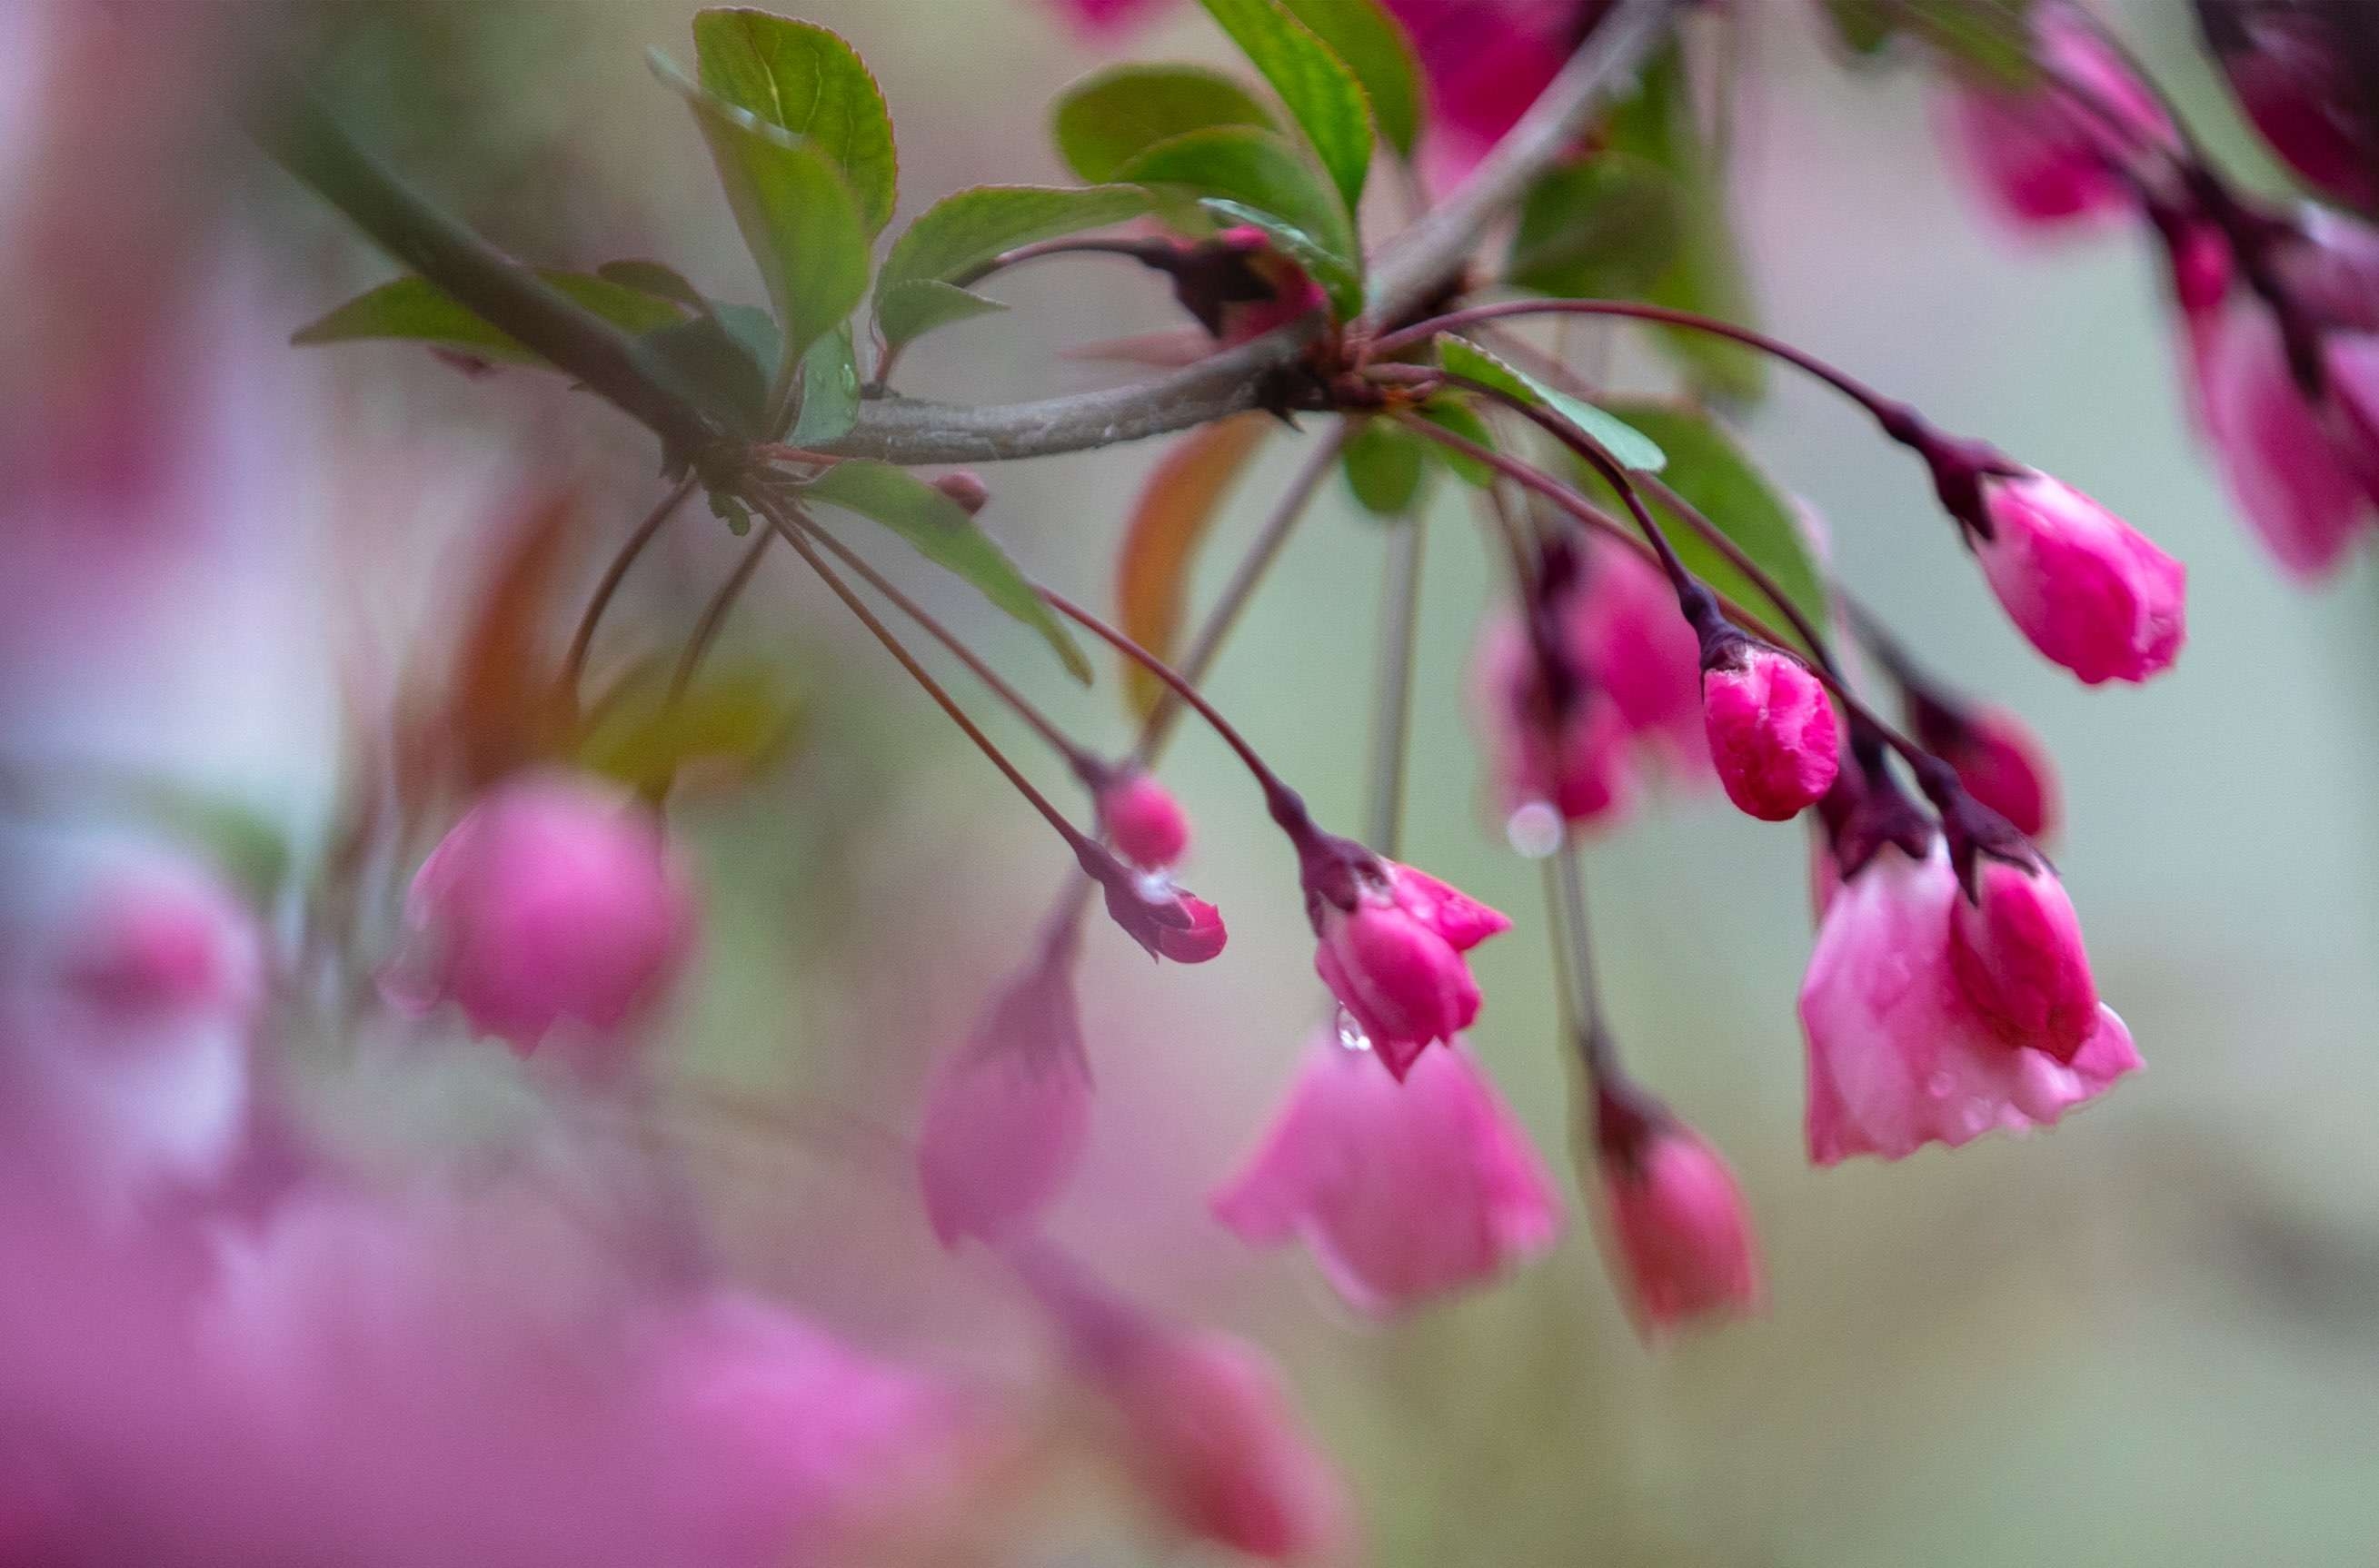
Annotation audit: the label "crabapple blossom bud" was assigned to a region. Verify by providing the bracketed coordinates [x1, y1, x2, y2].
[1699, 640, 1839, 822]
[1157, 892, 1228, 963]
[1076, 842, 1227, 965]
[1098, 769, 1190, 869]
[2198, 3, 2378, 212]
[58, 864, 260, 1032]
[2200, 298, 2379, 580]
[1212, 1029, 1562, 1315]
[1947, 853, 2100, 1064]
[1309, 857, 1510, 1081]
[1012, 1245, 1348, 1563]
[1913, 700, 2060, 842]
[1589, 1093, 1763, 1339]
[931, 471, 990, 514]
[1938, 5, 2173, 232]
[1972, 471, 2185, 685]
[1799, 839, 2141, 1163]
[916, 926, 1090, 1247]
[400, 772, 694, 1054]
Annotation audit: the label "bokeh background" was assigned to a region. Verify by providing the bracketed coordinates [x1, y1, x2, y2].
[6, 1, 2378, 1563]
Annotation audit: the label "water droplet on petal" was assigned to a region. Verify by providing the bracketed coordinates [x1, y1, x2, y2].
[1506, 801, 1564, 859]
[1334, 1007, 1373, 1054]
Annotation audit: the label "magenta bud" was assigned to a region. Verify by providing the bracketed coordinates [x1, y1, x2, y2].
[401, 772, 694, 1054]
[1594, 1112, 1764, 1341]
[1311, 860, 1509, 1080]
[931, 471, 990, 514]
[1154, 893, 1227, 964]
[1099, 769, 1190, 868]
[1974, 471, 2185, 685]
[1947, 855, 2100, 1064]
[1700, 643, 1839, 822]
[1921, 704, 2060, 843]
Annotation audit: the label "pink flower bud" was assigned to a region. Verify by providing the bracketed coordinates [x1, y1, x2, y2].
[2200, 298, 2379, 581]
[917, 933, 1090, 1248]
[2201, 7, 2378, 212]
[1700, 643, 1839, 822]
[1937, 6, 2172, 233]
[58, 864, 259, 1032]
[1212, 1029, 1562, 1315]
[930, 471, 990, 514]
[401, 772, 694, 1053]
[1799, 840, 2141, 1163]
[1973, 471, 2185, 685]
[1156, 892, 1228, 964]
[1014, 1245, 1348, 1563]
[1311, 861, 1509, 1081]
[1946, 856, 2099, 1064]
[1919, 703, 2060, 843]
[1099, 769, 1190, 869]
[1594, 1116, 1763, 1340]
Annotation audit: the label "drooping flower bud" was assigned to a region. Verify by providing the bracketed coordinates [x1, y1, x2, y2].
[1016, 1245, 1348, 1562]
[1212, 1027, 1562, 1315]
[1163, 227, 1329, 347]
[916, 922, 1091, 1248]
[1698, 638, 1839, 822]
[1587, 1083, 1763, 1340]
[1156, 892, 1229, 964]
[1077, 841, 1227, 965]
[1946, 852, 2100, 1064]
[1799, 839, 2141, 1163]
[1970, 471, 2186, 685]
[58, 863, 260, 1033]
[2197, 1, 2379, 212]
[1305, 851, 1510, 1081]
[1937, 5, 2173, 233]
[1098, 768, 1190, 869]
[398, 772, 694, 1054]
[1910, 697, 2060, 842]
[2199, 293, 2379, 580]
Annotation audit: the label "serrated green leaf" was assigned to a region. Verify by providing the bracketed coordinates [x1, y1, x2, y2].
[1605, 45, 1765, 402]
[1507, 153, 1686, 300]
[788, 323, 861, 445]
[693, 10, 899, 234]
[1052, 64, 1279, 184]
[1412, 398, 1496, 487]
[293, 272, 690, 362]
[871, 184, 1153, 351]
[800, 461, 1090, 681]
[1340, 419, 1431, 514]
[1279, 0, 1423, 158]
[653, 51, 871, 390]
[1574, 401, 1831, 653]
[1199, 199, 1359, 319]
[1436, 334, 1667, 473]
[1196, 0, 1375, 212]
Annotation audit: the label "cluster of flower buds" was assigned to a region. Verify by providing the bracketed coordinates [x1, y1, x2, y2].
[1936, 0, 2379, 582]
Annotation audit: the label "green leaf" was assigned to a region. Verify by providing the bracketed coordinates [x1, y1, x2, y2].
[1507, 153, 1686, 300]
[788, 323, 861, 445]
[595, 259, 710, 309]
[1120, 125, 1359, 310]
[1411, 398, 1496, 487]
[640, 312, 771, 436]
[580, 658, 804, 799]
[1604, 45, 1765, 402]
[293, 272, 690, 362]
[1576, 401, 1832, 653]
[1196, 0, 1375, 212]
[653, 52, 871, 386]
[1052, 64, 1279, 184]
[800, 461, 1091, 681]
[871, 184, 1153, 350]
[1200, 199, 1359, 320]
[1435, 334, 1667, 473]
[1279, 0, 1423, 159]
[693, 10, 899, 234]
[711, 491, 754, 536]
[1341, 419, 1430, 514]
[1821, 0, 2040, 84]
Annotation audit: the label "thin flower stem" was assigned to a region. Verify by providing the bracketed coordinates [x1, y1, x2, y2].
[1541, 857, 1580, 1042]
[1136, 425, 1349, 764]
[747, 490, 1091, 852]
[1554, 838, 1617, 1082]
[774, 508, 1106, 781]
[563, 475, 697, 698]
[1374, 301, 1903, 424]
[669, 527, 775, 700]
[1034, 586, 1311, 834]
[1633, 471, 1839, 673]
[1365, 514, 1425, 856]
